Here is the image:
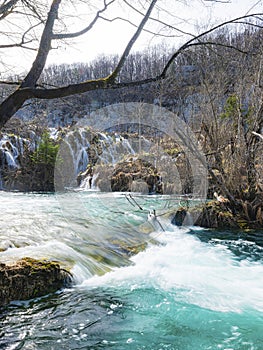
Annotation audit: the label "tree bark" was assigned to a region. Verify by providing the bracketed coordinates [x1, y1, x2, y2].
[21, 0, 62, 88]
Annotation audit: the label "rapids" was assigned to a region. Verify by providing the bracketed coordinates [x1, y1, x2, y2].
[1, 191, 263, 349]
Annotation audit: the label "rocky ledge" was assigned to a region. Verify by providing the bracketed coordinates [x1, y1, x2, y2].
[111, 158, 163, 194]
[0, 257, 72, 306]
[170, 200, 263, 229]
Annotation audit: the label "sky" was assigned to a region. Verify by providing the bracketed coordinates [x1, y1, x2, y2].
[46, 0, 263, 66]
[1, 0, 262, 75]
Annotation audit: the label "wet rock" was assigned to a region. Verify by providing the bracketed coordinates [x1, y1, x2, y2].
[183, 201, 239, 229]
[171, 208, 188, 226]
[0, 257, 72, 306]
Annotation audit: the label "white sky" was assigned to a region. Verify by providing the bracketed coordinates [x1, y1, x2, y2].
[1, 0, 262, 75]
[46, 0, 263, 65]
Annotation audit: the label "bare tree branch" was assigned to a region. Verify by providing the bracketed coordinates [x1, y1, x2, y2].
[0, 80, 20, 85]
[203, 0, 231, 2]
[160, 13, 263, 78]
[52, 0, 115, 40]
[123, 0, 195, 39]
[99, 15, 177, 38]
[0, 0, 19, 15]
[0, 21, 41, 50]
[252, 131, 263, 140]
[0, 42, 37, 49]
[0, 0, 158, 126]
[21, 0, 44, 22]
[108, 0, 158, 82]
[0, 3, 263, 131]
[21, 0, 62, 88]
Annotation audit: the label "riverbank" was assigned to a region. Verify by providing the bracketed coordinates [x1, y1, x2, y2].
[169, 200, 263, 230]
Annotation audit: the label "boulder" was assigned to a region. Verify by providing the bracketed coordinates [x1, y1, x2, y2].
[0, 257, 72, 306]
[111, 158, 163, 194]
[169, 201, 239, 229]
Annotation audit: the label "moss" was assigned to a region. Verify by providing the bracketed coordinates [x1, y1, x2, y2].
[0, 258, 72, 306]
[164, 147, 180, 157]
[20, 257, 63, 272]
[110, 239, 148, 256]
[178, 200, 262, 230]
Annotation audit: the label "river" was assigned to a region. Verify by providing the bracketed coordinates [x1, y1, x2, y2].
[1, 191, 263, 350]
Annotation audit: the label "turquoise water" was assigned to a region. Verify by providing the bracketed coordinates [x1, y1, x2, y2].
[1, 191, 263, 349]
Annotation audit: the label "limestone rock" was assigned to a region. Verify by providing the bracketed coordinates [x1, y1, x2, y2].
[111, 158, 163, 194]
[0, 257, 72, 306]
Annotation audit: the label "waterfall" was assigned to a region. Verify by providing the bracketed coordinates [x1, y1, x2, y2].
[79, 172, 100, 191]
[0, 127, 153, 191]
[60, 129, 139, 190]
[0, 137, 19, 169]
[0, 133, 37, 189]
[96, 132, 136, 165]
[62, 129, 90, 176]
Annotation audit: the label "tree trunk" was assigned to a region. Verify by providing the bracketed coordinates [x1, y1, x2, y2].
[0, 89, 31, 128]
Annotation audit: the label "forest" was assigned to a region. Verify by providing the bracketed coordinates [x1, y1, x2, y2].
[0, 0, 263, 228]
[1, 25, 262, 226]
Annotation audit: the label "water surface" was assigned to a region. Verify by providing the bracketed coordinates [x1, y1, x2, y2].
[1, 191, 263, 350]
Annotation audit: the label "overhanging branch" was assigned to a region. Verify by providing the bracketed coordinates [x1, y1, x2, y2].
[160, 13, 263, 78]
[0, 0, 19, 15]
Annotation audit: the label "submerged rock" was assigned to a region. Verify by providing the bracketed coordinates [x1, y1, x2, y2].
[0, 257, 72, 306]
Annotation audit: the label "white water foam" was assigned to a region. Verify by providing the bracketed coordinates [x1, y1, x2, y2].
[0, 240, 93, 281]
[81, 227, 263, 313]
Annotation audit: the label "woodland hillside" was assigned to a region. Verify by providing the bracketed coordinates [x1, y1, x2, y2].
[1, 26, 263, 227]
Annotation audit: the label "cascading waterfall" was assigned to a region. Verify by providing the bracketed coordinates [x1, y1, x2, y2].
[96, 132, 137, 165]
[0, 127, 139, 190]
[0, 135, 24, 189]
[0, 133, 37, 189]
[62, 128, 90, 176]
[0, 136, 21, 169]
[61, 129, 141, 190]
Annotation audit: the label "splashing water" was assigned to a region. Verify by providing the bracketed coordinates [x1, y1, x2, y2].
[1, 191, 263, 350]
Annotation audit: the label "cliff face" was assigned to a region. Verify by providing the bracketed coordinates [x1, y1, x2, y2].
[0, 258, 72, 306]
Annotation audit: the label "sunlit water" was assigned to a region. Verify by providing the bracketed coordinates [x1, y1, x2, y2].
[1, 191, 263, 350]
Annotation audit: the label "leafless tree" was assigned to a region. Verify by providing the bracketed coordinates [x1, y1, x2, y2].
[0, 0, 262, 128]
[1, 0, 263, 217]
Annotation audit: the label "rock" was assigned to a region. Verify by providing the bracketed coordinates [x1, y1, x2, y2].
[130, 180, 149, 193]
[192, 201, 245, 229]
[171, 208, 188, 226]
[0, 257, 72, 306]
[0, 240, 15, 252]
[111, 158, 163, 194]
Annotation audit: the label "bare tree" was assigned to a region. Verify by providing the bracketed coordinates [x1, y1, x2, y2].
[0, 0, 262, 128]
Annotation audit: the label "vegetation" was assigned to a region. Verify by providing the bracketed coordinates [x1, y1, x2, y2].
[31, 131, 59, 167]
[0, 1, 263, 227]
